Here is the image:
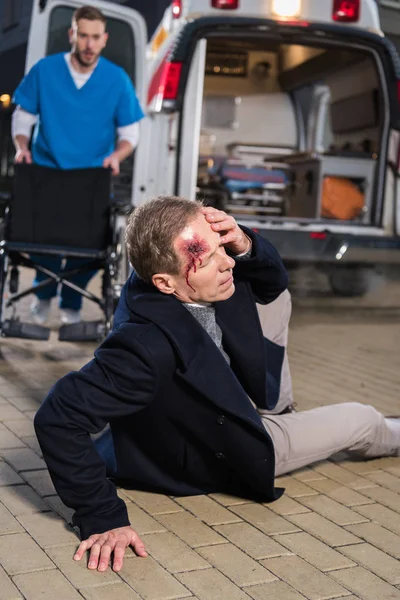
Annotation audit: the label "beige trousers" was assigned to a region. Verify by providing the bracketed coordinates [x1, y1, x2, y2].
[256, 291, 399, 476]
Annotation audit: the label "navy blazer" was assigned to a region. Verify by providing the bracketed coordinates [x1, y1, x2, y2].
[34, 227, 288, 539]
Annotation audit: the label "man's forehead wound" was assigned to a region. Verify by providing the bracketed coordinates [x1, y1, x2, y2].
[178, 234, 210, 263]
[177, 232, 210, 292]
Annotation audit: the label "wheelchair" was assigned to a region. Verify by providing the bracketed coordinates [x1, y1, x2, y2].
[0, 163, 129, 342]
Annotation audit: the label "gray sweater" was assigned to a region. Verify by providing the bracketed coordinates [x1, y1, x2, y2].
[184, 303, 230, 364]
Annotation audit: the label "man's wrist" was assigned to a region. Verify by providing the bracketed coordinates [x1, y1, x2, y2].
[227, 241, 252, 260]
[15, 135, 29, 152]
[114, 140, 134, 162]
[234, 234, 252, 257]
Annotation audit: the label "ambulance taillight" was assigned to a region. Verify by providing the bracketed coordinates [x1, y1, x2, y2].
[162, 62, 183, 100]
[147, 60, 183, 110]
[211, 0, 239, 9]
[332, 0, 360, 23]
[172, 0, 182, 19]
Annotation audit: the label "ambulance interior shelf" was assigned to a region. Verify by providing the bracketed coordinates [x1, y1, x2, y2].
[197, 145, 375, 222]
[197, 150, 291, 217]
[283, 151, 375, 222]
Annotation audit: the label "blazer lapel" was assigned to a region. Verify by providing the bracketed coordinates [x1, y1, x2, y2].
[124, 276, 266, 434]
[175, 338, 267, 435]
[215, 281, 268, 408]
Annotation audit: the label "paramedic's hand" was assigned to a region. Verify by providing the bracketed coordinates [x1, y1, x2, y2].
[103, 153, 120, 176]
[202, 206, 251, 255]
[74, 525, 147, 572]
[15, 148, 32, 164]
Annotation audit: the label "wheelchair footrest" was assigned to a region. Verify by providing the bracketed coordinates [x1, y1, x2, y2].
[1, 319, 50, 341]
[59, 320, 105, 342]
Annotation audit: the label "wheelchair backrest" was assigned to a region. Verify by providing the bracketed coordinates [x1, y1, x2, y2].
[9, 164, 112, 250]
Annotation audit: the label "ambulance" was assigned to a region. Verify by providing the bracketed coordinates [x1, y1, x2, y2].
[26, 0, 400, 295]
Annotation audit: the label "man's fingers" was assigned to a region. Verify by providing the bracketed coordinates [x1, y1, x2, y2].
[111, 540, 128, 572]
[131, 533, 148, 558]
[87, 541, 102, 570]
[15, 152, 32, 164]
[74, 540, 88, 561]
[74, 536, 99, 561]
[211, 219, 235, 233]
[202, 207, 226, 221]
[203, 209, 236, 233]
[74, 527, 147, 571]
[220, 230, 239, 245]
[98, 542, 114, 572]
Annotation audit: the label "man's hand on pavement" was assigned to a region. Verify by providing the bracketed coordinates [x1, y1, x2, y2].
[73, 525, 147, 572]
[103, 153, 120, 176]
[15, 149, 32, 164]
[202, 206, 251, 255]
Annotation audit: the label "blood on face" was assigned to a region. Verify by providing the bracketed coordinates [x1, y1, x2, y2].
[178, 235, 210, 291]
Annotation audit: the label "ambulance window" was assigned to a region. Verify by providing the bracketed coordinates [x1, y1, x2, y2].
[46, 6, 136, 82]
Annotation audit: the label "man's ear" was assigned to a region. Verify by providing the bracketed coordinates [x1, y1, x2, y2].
[68, 27, 75, 44]
[102, 32, 109, 48]
[152, 273, 176, 295]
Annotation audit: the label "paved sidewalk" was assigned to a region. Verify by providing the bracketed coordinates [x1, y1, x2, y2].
[0, 275, 399, 599]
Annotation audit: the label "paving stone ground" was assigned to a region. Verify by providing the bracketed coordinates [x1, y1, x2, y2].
[0, 270, 399, 600]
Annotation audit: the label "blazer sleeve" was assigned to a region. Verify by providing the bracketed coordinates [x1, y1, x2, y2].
[232, 226, 289, 304]
[34, 323, 158, 539]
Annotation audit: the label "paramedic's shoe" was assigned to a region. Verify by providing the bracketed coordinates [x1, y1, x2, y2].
[60, 309, 82, 325]
[30, 298, 51, 325]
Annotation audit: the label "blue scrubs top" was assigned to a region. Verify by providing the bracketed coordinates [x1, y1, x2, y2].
[13, 53, 144, 169]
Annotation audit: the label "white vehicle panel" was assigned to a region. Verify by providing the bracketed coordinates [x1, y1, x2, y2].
[178, 40, 207, 199]
[184, 0, 380, 30]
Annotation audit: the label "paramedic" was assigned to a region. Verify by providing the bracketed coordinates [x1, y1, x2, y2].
[12, 5, 144, 325]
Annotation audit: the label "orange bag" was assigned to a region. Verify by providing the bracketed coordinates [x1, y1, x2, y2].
[321, 176, 364, 220]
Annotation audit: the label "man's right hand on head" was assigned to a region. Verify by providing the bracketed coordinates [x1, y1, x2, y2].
[15, 149, 32, 164]
[73, 525, 147, 572]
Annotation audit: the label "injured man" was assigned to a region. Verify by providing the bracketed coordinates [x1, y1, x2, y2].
[34, 196, 400, 572]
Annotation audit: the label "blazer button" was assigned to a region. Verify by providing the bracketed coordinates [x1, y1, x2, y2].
[215, 452, 225, 460]
[216, 415, 226, 425]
